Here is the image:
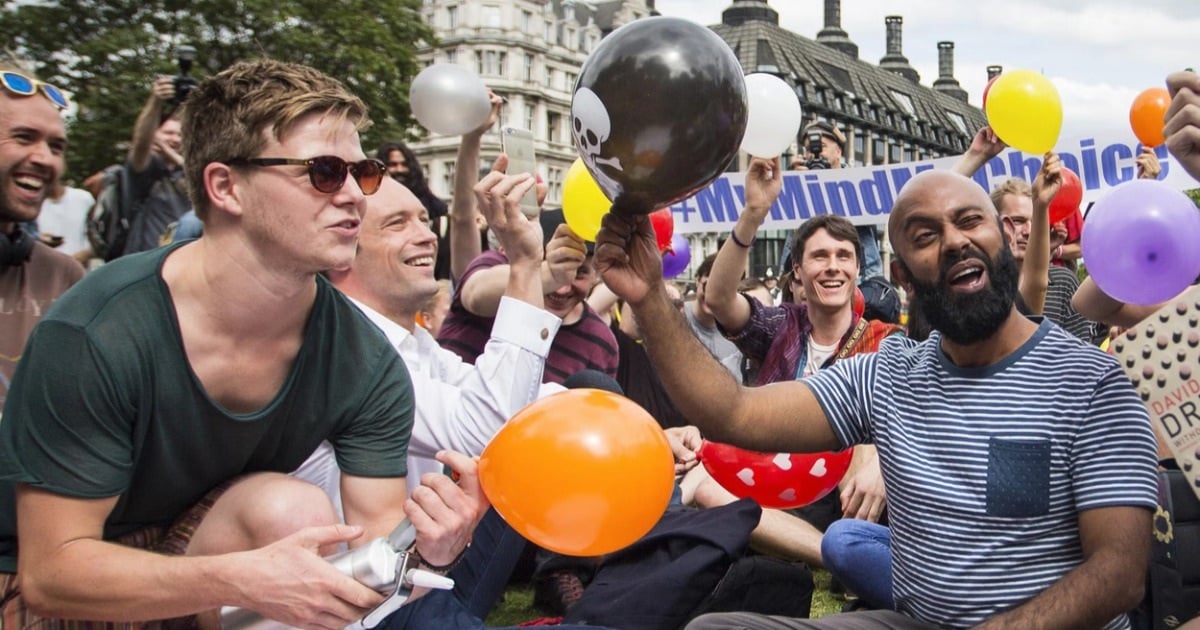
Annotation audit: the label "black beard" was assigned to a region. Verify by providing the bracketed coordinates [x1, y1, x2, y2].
[392, 171, 416, 188]
[903, 244, 1019, 345]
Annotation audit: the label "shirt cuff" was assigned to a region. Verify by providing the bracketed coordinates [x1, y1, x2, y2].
[491, 296, 561, 358]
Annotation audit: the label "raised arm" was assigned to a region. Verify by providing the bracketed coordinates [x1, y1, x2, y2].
[449, 91, 503, 282]
[973, 506, 1150, 629]
[951, 126, 1007, 177]
[128, 77, 174, 173]
[1019, 153, 1061, 315]
[594, 212, 839, 453]
[706, 156, 781, 334]
[460, 220, 585, 318]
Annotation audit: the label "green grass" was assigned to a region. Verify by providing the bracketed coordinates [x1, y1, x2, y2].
[484, 568, 844, 626]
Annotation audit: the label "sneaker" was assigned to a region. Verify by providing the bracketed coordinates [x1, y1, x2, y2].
[533, 569, 586, 615]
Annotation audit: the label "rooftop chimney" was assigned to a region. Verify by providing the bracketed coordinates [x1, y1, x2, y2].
[932, 41, 969, 103]
[986, 65, 1003, 81]
[878, 16, 919, 83]
[721, 0, 778, 27]
[815, 0, 858, 58]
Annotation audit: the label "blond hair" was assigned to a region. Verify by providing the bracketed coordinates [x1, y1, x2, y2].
[180, 58, 371, 221]
[989, 177, 1031, 214]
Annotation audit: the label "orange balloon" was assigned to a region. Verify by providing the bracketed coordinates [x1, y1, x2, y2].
[1130, 87, 1170, 148]
[478, 389, 675, 556]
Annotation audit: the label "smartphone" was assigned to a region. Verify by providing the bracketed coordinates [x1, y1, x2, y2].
[502, 126, 540, 217]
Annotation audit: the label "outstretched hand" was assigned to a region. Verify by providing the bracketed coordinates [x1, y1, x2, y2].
[594, 212, 663, 306]
[1135, 147, 1162, 180]
[473, 168, 541, 265]
[968, 126, 1006, 161]
[1032, 152, 1063, 210]
[1165, 70, 1200, 182]
[743, 156, 782, 220]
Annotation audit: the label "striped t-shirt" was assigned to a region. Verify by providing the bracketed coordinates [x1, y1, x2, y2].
[438, 250, 619, 385]
[806, 318, 1158, 628]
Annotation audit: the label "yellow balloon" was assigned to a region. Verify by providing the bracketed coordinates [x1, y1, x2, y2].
[562, 159, 611, 242]
[985, 69, 1062, 154]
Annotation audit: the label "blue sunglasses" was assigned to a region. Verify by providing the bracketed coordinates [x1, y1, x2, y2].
[1, 71, 69, 110]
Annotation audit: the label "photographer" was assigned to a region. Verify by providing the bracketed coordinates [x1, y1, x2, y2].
[121, 66, 193, 256]
[790, 121, 883, 280]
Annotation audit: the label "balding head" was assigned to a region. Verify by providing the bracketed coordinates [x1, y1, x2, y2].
[888, 170, 999, 262]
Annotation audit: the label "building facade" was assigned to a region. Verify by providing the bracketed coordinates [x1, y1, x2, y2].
[411, 0, 991, 282]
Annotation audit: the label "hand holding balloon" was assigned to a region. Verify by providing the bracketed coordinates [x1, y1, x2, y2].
[1164, 70, 1200, 182]
[1135, 147, 1162, 180]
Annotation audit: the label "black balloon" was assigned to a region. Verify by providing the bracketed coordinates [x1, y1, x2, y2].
[571, 16, 748, 215]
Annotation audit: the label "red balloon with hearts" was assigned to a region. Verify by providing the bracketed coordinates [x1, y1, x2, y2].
[649, 208, 674, 252]
[697, 440, 854, 509]
[1048, 167, 1083, 225]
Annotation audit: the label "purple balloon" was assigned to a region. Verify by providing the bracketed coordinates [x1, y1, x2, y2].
[662, 234, 692, 279]
[1081, 179, 1200, 305]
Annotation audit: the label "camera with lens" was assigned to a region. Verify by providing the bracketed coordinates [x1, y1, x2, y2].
[804, 130, 831, 170]
[170, 45, 198, 109]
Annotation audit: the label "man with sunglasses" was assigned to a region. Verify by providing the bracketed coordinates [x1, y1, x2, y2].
[118, 75, 193, 256]
[0, 59, 485, 628]
[0, 62, 83, 411]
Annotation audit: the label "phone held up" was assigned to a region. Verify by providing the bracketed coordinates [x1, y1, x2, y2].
[502, 126, 540, 218]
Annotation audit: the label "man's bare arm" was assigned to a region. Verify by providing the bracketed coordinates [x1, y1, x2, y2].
[15, 485, 378, 624]
[595, 213, 839, 453]
[974, 506, 1150, 629]
[449, 91, 503, 282]
[706, 157, 781, 333]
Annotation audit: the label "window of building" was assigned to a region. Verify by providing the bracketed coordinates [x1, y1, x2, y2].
[444, 48, 457, 65]
[480, 51, 506, 77]
[835, 94, 845, 110]
[795, 83, 806, 100]
[872, 137, 885, 165]
[565, 72, 577, 91]
[547, 111, 562, 143]
[853, 100, 863, 117]
[446, 5, 458, 28]
[481, 5, 501, 28]
[945, 111, 969, 135]
[521, 10, 533, 33]
[854, 132, 865, 163]
[889, 141, 901, 163]
[564, 26, 576, 49]
[524, 103, 535, 132]
[545, 21, 555, 42]
[547, 165, 564, 204]
[544, 66, 553, 87]
[890, 90, 915, 116]
[816, 89, 827, 105]
[441, 160, 456, 197]
[523, 54, 534, 81]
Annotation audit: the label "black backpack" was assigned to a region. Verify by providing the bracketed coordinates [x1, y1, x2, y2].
[86, 164, 138, 262]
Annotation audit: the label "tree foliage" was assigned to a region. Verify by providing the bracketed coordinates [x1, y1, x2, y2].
[0, 0, 434, 179]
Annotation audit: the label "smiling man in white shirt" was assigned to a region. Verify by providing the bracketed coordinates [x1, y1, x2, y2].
[297, 166, 565, 626]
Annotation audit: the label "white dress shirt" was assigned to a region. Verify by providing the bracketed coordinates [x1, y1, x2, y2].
[293, 296, 563, 502]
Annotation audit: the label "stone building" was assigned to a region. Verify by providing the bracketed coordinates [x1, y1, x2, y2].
[410, 0, 991, 281]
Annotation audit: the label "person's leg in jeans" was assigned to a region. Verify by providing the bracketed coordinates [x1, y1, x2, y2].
[856, 226, 883, 281]
[820, 520, 894, 610]
[450, 508, 528, 619]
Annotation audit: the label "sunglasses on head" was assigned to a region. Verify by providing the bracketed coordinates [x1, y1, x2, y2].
[225, 156, 386, 195]
[1, 71, 69, 110]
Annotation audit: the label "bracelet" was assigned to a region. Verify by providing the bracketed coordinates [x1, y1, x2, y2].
[412, 542, 471, 573]
[729, 230, 755, 248]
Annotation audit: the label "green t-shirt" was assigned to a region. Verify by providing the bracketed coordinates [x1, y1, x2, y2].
[0, 243, 413, 573]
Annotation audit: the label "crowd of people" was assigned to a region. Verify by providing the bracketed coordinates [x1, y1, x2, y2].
[1, 53, 1199, 630]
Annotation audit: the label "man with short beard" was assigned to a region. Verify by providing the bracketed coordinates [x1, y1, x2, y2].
[0, 62, 83, 408]
[595, 169, 1158, 629]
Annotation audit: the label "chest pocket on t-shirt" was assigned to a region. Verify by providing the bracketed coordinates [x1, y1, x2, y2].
[987, 437, 1051, 517]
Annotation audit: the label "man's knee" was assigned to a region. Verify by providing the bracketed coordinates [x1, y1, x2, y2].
[192, 473, 338, 554]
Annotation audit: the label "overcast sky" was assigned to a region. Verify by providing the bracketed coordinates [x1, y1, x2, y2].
[654, 0, 1199, 139]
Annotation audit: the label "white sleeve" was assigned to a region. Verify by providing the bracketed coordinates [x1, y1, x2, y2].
[406, 297, 562, 459]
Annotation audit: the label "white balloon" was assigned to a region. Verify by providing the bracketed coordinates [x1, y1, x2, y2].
[409, 64, 491, 136]
[740, 73, 803, 159]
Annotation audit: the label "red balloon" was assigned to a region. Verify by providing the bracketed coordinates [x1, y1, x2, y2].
[982, 75, 999, 109]
[852, 287, 865, 318]
[1048, 167, 1083, 225]
[649, 208, 674, 252]
[697, 440, 854, 509]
